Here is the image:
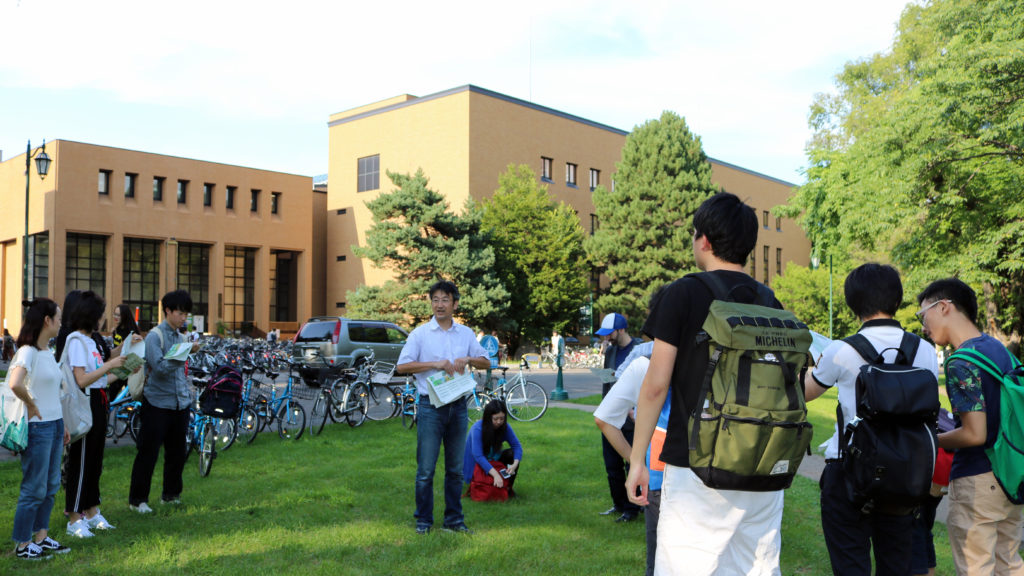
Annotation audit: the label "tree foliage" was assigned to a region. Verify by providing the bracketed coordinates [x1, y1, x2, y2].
[480, 165, 589, 353]
[584, 111, 719, 332]
[347, 169, 509, 329]
[770, 263, 858, 339]
[782, 0, 1024, 353]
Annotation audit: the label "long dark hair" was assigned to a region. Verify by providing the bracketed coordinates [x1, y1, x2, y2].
[17, 298, 59, 348]
[114, 304, 139, 338]
[54, 290, 83, 359]
[481, 399, 509, 455]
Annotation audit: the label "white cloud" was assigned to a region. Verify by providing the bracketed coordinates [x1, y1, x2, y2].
[0, 0, 912, 180]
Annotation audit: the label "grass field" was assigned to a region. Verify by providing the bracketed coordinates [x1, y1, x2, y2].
[1, 404, 962, 575]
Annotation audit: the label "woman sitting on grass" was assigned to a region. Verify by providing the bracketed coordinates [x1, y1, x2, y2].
[464, 399, 523, 496]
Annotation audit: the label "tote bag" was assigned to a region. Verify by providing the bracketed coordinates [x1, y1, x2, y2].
[1, 347, 39, 453]
[59, 333, 94, 443]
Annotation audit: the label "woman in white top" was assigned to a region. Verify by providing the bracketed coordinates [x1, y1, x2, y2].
[62, 291, 125, 539]
[9, 298, 69, 560]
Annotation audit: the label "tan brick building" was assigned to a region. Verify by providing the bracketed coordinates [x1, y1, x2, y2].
[326, 85, 810, 315]
[0, 140, 317, 335]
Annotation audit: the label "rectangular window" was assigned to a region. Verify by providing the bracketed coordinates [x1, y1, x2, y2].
[589, 168, 600, 191]
[269, 250, 296, 322]
[65, 233, 107, 296]
[763, 210, 769, 229]
[225, 186, 236, 210]
[177, 242, 210, 321]
[153, 176, 165, 201]
[357, 154, 380, 192]
[203, 183, 214, 207]
[336, 302, 346, 309]
[336, 208, 347, 215]
[122, 237, 161, 330]
[27, 233, 49, 300]
[271, 192, 281, 215]
[749, 249, 756, 278]
[590, 213, 599, 235]
[177, 180, 188, 204]
[541, 157, 553, 181]
[776, 216, 782, 232]
[224, 246, 256, 332]
[566, 163, 577, 186]
[776, 248, 783, 275]
[250, 189, 260, 212]
[124, 173, 137, 198]
[336, 255, 346, 262]
[98, 170, 112, 195]
[763, 245, 769, 284]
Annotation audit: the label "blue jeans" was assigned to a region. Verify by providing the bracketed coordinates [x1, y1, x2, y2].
[415, 399, 468, 528]
[12, 419, 63, 543]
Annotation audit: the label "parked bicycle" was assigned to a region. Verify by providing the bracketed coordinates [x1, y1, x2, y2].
[309, 368, 369, 435]
[466, 358, 548, 422]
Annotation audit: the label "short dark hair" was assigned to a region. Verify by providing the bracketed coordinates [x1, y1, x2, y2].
[17, 298, 59, 348]
[428, 280, 459, 301]
[161, 290, 194, 315]
[844, 263, 903, 318]
[68, 291, 105, 332]
[917, 278, 978, 325]
[692, 192, 757, 266]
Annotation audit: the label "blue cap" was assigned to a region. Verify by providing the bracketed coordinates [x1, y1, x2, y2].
[595, 313, 627, 336]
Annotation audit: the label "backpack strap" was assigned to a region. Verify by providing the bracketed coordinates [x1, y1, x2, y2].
[689, 346, 724, 451]
[689, 272, 774, 306]
[895, 332, 921, 367]
[842, 334, 882, 364]
[946, 348, 1006, 382]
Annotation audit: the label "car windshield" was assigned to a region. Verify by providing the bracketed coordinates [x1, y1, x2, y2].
[295, 320, 337, 342]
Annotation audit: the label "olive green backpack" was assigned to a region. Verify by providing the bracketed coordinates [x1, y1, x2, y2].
[687, 272, 814, 491]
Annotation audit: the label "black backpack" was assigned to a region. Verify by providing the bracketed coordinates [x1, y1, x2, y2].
[838, 333, 939, 513]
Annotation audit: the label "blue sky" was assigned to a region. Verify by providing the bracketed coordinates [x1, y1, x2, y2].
[1, 0, 912, 184]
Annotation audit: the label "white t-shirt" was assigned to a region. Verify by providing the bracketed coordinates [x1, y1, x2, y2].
[811, 322, 939, 459]
[594, 356, 650, 429]
[11, 345, 63, 422]
[66, 331, 107, 390]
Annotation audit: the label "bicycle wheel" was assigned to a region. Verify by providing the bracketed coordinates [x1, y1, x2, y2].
[401, 395, 417, 429]
[387, 386, 403, 418]
[505, 380, 548, 422]
[128, 411, 143, 446]
[214, 417, 237, 451]
[345, 382, 368, 428]
[465, 391, 489, 422]
[239, 407, 260, 445]
[277, 402, 306, 440]
[253, 394, 271, 432]
[364, 384, 394, 421]
[198, 420, 216, 477]
[184, 412, 196, 456]
[309, 392, 330, 436]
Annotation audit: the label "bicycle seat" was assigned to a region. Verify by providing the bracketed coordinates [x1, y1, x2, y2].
[492, 366, 510, 376]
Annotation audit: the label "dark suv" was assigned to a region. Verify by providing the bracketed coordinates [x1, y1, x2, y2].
[292, 317, 408, 386]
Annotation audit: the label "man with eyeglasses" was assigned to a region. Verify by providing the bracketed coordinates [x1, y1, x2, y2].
[802, 263, 939, 576]
[397, 280, 489, 536]
[917, 278, 1024, 576]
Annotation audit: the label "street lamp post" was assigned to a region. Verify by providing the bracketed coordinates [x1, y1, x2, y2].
[23, 140, 52, 301]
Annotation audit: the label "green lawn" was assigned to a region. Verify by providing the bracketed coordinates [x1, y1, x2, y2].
[0, 406, 960, 575]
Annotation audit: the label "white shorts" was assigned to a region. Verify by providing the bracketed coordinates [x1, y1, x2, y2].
[656, 464, 784, 576]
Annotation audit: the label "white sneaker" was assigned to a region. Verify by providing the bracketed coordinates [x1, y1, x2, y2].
[66, 518, 95, 538]
[86, 512, 115, 530]
[130, 502, 153, 514]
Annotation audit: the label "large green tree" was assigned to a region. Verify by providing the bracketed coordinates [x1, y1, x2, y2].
[480, 164, 589, 353]
[347, 169, 509, 329]
[782, 0, 1024, 354]
[584, 111, 719, 331]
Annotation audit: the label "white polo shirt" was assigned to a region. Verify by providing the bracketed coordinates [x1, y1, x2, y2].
[811, 319, 939, 459]
[594, 356, 649, 429]
[397, 317, 488, 397]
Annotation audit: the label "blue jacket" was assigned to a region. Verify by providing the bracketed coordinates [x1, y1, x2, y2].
[463, 419, 523, 480]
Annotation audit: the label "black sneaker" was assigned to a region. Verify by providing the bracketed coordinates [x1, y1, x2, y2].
[15, 542, 49, 560]
[415, 524, 431, 535]
[36, 536, 70, 554]
[442, 523, 473, 534]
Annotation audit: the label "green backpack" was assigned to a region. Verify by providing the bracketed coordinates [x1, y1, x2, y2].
[944, 347, 1024, 504]
[687, 273, 814, 491]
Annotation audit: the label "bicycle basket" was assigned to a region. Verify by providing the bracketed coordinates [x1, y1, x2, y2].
[370, 362, 396, 385]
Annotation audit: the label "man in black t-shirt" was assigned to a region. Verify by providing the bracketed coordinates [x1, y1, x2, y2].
[626, 192, 785, 575]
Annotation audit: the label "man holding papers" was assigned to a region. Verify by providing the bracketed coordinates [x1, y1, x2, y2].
[397, 281, 490, 536]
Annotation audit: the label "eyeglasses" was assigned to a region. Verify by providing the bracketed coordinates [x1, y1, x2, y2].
[915, 299, 950, 320]
[431, 298, 453, 305]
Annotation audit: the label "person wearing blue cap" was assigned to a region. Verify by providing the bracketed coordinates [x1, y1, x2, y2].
[596, 312, 643, 522]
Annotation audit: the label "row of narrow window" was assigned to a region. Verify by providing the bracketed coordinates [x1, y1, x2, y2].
[98, 170, 281, 215]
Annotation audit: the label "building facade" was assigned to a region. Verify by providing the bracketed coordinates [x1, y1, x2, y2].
[0, 140, 315, 335]
[326, 85, 811, 317]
